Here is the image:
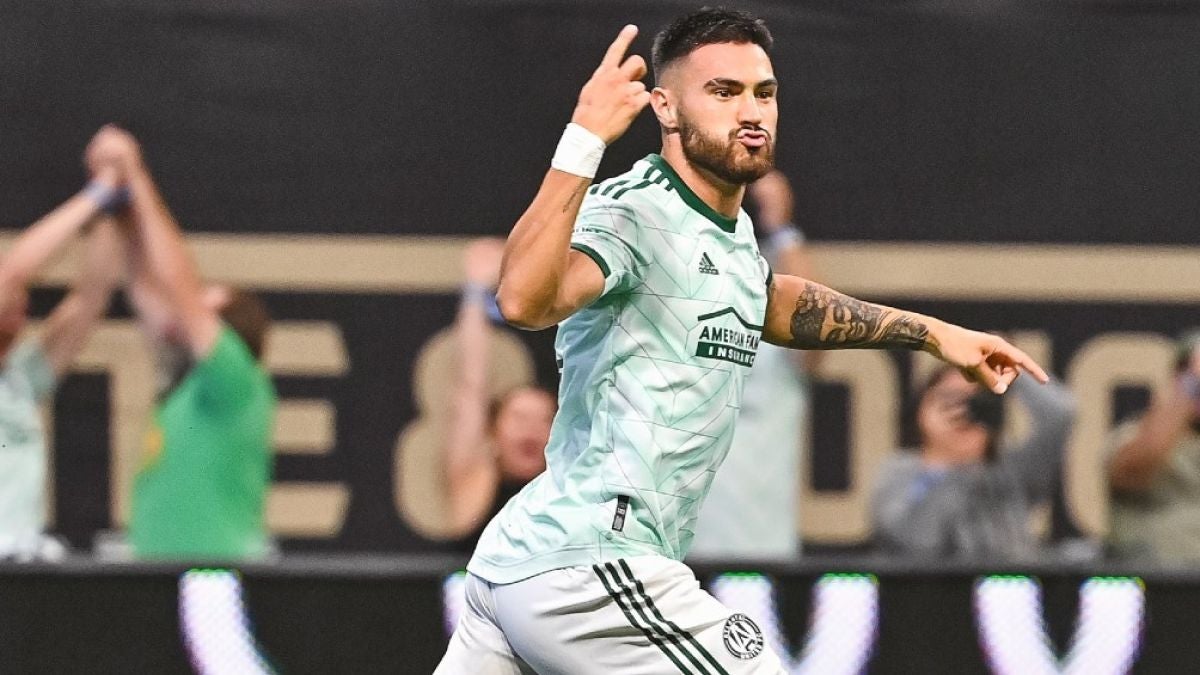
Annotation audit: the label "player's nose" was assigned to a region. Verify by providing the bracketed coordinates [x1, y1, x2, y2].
[736, 92, 764, 126]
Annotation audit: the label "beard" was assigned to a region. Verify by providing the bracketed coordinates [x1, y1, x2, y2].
[677, 114, 775, 185]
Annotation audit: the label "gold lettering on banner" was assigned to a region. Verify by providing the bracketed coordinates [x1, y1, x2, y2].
[263, 323, 350, 537]
[1065, 333, 1174, 538]
[12, 233, 1199, 545]
[393, 327, 536, 539]
[274, 400, 336, 455]
[800, 351, 899, 542]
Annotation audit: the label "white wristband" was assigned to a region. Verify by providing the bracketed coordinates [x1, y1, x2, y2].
[550, 123, 606, 179]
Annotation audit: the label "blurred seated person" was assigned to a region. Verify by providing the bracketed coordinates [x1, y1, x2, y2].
[0, 146, 124, 560]
[442, 238, 555, 550]
[87, 126, 276, 560]
[690, 170, 817, 561]
[1107, 331, 1200, 563]
[872, 364, 1075, 560]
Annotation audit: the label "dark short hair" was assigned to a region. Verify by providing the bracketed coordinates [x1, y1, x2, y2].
[651, 7, 773, 83]
[220, 287, 270, 362]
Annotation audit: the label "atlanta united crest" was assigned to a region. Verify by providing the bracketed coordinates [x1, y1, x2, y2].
[722, 613, 764, 660]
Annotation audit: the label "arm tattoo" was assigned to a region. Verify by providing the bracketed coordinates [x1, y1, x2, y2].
[788, 281, 928, 350]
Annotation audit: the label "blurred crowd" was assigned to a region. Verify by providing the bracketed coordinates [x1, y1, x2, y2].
[2, 128, 1199, 568]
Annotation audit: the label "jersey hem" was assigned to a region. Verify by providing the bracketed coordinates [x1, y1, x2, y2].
[468, 542, 670, 585]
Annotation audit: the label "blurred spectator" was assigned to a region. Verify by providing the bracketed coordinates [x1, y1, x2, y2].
[690, 170, 817, 561]
[1107, 331, 1200, 563]
[872, 365, 1075, 560]
[442, 238, 554, 550]
[0, 153, 124, 560]
[87, 126, 276, 560]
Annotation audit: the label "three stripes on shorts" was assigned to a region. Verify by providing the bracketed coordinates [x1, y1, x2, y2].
[593, 560, 731, 675]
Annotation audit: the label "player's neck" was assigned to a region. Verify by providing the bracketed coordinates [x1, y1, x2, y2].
[659, 145, 745, 219]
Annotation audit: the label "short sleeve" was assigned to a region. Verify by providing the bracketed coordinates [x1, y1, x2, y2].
[194, 325, 269, 411]
[5, 339, 56, 403]
[570, 198, 643, 299]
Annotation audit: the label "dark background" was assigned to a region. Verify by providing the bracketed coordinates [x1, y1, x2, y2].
[1, 0, 1198, 242]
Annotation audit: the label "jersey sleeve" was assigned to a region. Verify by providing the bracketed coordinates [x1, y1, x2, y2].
[569, 197, 644, 299]
[5, 339, 56, 403]
[193, 325, 271, 412]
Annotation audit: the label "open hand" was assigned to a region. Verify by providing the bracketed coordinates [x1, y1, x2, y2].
[571, 25, 651, 145]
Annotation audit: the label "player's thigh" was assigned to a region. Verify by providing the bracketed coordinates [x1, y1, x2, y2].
[435, 574, 534, 675]
[610, 557, 785, 675]
[492, 557, 785, 675]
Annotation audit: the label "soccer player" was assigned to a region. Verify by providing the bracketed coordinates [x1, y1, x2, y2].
[442, 8, 1047, 673]
[85, 126, 276, 560]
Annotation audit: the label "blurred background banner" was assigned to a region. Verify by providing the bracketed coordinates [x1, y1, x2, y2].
[2, 0, 1199, 553]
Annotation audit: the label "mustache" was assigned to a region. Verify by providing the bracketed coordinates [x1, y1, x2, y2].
[664, 125, 773, 139]
[731, 125, 771, 140]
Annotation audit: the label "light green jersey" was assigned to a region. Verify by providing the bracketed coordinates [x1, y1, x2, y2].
[469, 154, 771, 583]
[0, 340, 55, 556]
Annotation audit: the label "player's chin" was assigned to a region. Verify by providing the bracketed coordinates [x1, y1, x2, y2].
[727, 154, 774, 184]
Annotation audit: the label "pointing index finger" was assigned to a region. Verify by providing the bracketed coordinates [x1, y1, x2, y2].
[601, 25, 639, 69]
[1003, 343, 1049, 384]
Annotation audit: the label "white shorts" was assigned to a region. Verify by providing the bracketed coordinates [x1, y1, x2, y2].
[435, 555, 786, 675]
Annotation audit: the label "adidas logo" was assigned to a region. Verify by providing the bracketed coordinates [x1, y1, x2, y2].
[698, 252, 719, 276]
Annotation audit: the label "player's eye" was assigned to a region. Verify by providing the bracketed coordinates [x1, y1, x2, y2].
[757, 89, 776, 100]
[713, 88, 733, 99]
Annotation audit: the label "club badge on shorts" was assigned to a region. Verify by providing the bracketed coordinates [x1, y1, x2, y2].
[722, 613, 764, 660]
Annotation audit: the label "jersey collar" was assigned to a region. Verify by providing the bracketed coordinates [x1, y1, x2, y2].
[645, 154, 739, 234]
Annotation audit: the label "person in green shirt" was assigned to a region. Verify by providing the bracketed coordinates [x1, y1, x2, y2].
[86, 126, 276, 560]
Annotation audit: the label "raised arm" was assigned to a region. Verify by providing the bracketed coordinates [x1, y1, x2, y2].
[443, 239, 504, 533]
[996, 375, 1077, 500]
[763, 275, 1048, 394]
[37, 218, 124, 376]
[86, 126, 220, 359]
[0, 167, 122, 301]
[749, 170, 821, 374]
[495, 25, 650, 330]
[1109, 352, 1200, 492]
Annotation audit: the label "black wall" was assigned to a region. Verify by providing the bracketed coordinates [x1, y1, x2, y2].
[2, 0, 1198, 242]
